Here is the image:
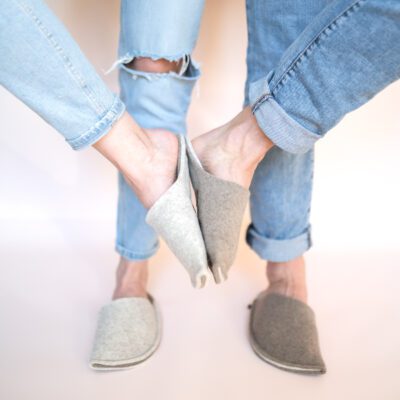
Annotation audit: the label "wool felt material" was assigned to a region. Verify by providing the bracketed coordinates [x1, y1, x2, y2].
[146, 134, 210, 288]
[89, 296, 161, 370]
[249, 291, 326, 374]
[185, 136, 250, 283]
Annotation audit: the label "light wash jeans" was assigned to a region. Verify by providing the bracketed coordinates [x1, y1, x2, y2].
[114, 0, 204, 260]
[0, 0, 125, 150]
[1, 0, 400, 263]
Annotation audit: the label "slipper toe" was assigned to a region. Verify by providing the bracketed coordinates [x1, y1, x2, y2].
[89, 297, 161, 370]
[249, 291, 326, 374]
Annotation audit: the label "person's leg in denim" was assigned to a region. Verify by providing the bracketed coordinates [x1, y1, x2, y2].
[111, 0, 205, 299]
[248, 0, 400, 152]
[0, 0, 195, 293]
[0, 0, 125, 149]
[192, 0, 400, 370]
[193, 0, 400, 283]
[239, 0, 332, 374]
[243, 0, 332, 305]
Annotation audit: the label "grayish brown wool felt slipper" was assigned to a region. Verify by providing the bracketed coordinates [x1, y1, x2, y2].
[89, 296, 161, 371]
[185, 136, 250, 283]
[249, 291, 326, 374]
[145, 134, 210, 289]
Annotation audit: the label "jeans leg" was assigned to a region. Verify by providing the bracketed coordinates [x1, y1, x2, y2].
[115, 0, 205, 261]
[244, 0, 331, 262]
[249, 0, 400, 154]
[0, 0, 125, 150]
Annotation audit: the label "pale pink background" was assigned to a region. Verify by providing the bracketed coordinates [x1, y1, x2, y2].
[0, 1, 400, 399]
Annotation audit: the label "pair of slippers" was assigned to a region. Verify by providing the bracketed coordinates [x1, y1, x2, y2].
[146, 134, 250, 287]
[89, 292, 326, 373]
[89, 134, 325, 373]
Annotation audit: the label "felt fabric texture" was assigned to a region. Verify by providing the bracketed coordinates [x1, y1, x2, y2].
[146, 134, 210, 288]
[249, 291, 326, 374]
[89, 296, 160, 370]
[185, 136, 250, 283]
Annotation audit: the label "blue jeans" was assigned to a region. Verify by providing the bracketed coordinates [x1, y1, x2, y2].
[1, 0, 400, 262]
[0, 0, 125, 150]
[115, 0, 330, 262]
[249, 0, 400, 154]
[114, 0, 204, 260]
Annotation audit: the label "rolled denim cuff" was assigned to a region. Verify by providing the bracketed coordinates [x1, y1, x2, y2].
[246, 223, 312, 262]
[67, 95, 125, 150]
[249, 74, 321, 154]
[115, 241, 160, 261]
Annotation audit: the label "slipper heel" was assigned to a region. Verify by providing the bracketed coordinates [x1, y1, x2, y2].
[145, 134, 210, 289]
[185, 136, 250, 283]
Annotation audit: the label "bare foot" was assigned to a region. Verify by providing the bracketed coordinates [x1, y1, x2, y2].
[112, 258, 149, 299]
[191, 107, 273, 189]
[265, 256, 308, 303]
[123, 128, 179, 209]
[93, 112, 178, 209]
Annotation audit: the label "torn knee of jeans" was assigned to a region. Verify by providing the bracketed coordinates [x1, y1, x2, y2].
[106, 53, 200, 81]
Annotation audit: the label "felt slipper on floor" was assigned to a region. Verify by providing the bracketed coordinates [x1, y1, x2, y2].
[184, 136, 250, 283]
[89, 296, 161, 371]
[145, 134, 210, 289]
[249, 291, 326, 374]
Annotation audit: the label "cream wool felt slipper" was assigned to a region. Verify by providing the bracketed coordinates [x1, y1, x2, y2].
[184, 136, 250, 284]
[249, 291, 326, 375]
[145, 134, 210, 289]
[89, 296, 161, 371]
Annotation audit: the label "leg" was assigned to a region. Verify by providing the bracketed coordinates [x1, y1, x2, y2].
[249, 0, 400, 153]
[90, 0, 206, 370]
[0, 0, 125, 149]
[244, 0, 332, 301]
[193, 0, 400, 266]
[0, 0, 180, 209]
[113, 0, 205, 298]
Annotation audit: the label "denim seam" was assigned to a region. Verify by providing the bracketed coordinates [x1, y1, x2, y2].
[17, 0, 107, 115]
[67, 95, 125, 149]
[243, 0, 253, 109]
[270, 0, 366, 95]
[252, 93, 272, 114]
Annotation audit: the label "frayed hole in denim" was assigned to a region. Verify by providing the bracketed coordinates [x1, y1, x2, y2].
[107, 53, 201, 82]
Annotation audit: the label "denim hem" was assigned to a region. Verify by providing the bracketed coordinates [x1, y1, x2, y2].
[246, 224, 312, 262]
[67, 95, 126, 150]
[115, 242, 160, 261]
[248, 75, 321, 154]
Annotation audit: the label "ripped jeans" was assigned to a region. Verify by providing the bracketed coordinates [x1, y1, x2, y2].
[114, 0, 204, 260]
[115, 0, 324, 262]
[1, 0, 400, 263]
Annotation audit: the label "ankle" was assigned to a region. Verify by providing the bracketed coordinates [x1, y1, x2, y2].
[92, 112, 154, 184]
[224, 107, 273, 166]
[112, 258, 149, 299]
[266, 256, 308, 302]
